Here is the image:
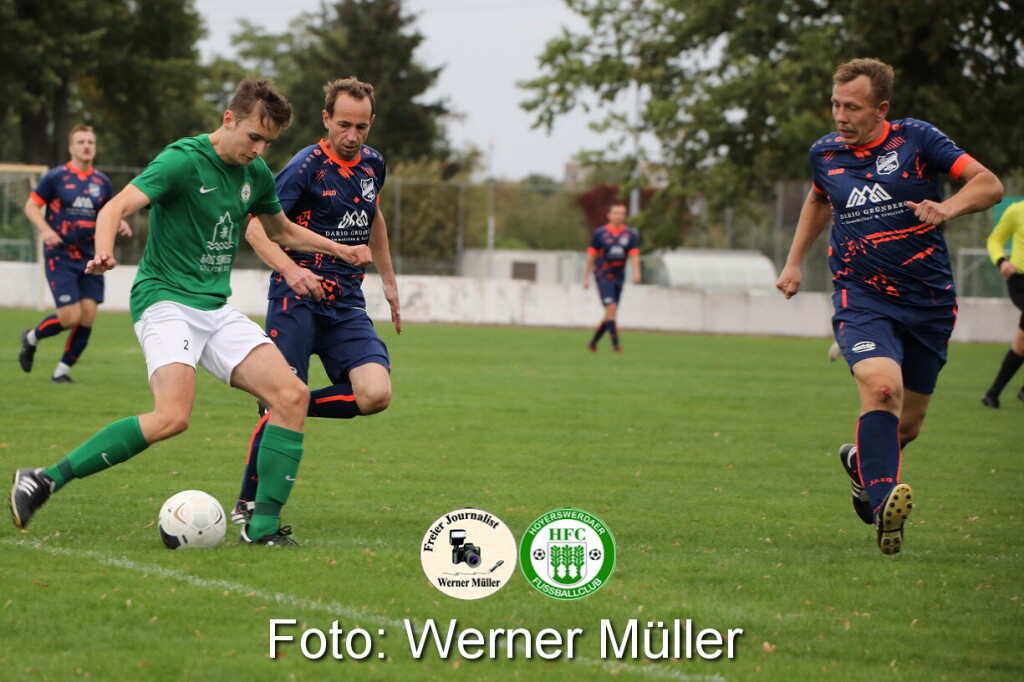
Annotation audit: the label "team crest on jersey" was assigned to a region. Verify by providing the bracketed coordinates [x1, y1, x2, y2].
[360, 177, 376, 202]
[876, 151, 900, 175]
[88, 182, 102, 198]
[240, 182, 252, 203]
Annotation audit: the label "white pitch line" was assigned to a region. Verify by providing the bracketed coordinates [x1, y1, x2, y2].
[3, 538, 727, 682]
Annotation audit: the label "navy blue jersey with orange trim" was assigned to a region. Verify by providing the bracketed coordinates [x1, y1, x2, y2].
[809, 118, 974, 307]
[30, 163, 114, 262]
[588, 224, 640, 283]
[267, 140, 386, 308]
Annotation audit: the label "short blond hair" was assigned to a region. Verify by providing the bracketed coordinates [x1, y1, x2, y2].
[833, 58, 894, 105]
[68, 125, 94, 144]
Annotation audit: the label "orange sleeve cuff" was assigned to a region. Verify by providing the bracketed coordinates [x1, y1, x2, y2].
[587, 247, 599, 255]
[811, 182, 826, 195]
[628, 248, 640, 255]
[948, 153, 975, 181]
[29, 192, 45, 206]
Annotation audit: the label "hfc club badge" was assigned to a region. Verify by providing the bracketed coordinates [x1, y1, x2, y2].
[520, 507, 615, 600]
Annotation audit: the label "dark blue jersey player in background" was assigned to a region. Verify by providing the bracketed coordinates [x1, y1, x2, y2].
[19, 125, 132, 382]
[233, 76, 400, 525]
[777, 58, 1003, 555]
[583, 202, 640, 352]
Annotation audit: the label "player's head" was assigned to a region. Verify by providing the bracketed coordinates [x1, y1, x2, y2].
[219, 77, 293, 165]
[322, 76, 376, 162]
[607, 202, 628, 227]
[68, 125, 96, 167]
[831, 58, 892, 147]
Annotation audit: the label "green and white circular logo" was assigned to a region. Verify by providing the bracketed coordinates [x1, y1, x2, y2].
[240, 182, 252, 203]
[520, 507, 615, 600]
[420, 507, 517, 600]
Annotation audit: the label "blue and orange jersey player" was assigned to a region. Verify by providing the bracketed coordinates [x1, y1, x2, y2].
[777, 58, 1003, 556]
[232, 76, 401, 526]
[583, 202, 641, 352]
[19, 124, 132, 382]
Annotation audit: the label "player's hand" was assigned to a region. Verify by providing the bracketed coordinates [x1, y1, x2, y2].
[776, 264, 802, 299]
[284, 266, 325, 300]
[582, 279, 590, 289]
[384, 284, 401, 334]
[86, 252, 117, 274]
[117, 220, 133, 237]
[41, 229, 63, 248]
[905, 199, 954, 226]
[339, 244, 372, 267]
[1000, 260, 1018, 278]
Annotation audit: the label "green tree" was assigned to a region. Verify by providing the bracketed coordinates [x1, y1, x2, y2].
[226, 0, 454, 170]
[0, 0, 208, 167]
[522, 0, 1024, 248]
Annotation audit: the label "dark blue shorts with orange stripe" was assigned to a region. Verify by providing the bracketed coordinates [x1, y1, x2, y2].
[831, 288, 956, 395]
[264, 297, 390, 384]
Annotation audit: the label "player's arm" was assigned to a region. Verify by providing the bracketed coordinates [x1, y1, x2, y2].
[906, 160, 1003, 226]
[87, 184, 152, 274]
[987, 204, 1019, 277]
[245, 217, 325, 300]
[254, 211, 372, 267]
[776, 188, 833, 299]
[23, 195, 63, 247]
[628, 249, 641, 284]
[368, 209, 401, 333]
[582, 251, 596, 288]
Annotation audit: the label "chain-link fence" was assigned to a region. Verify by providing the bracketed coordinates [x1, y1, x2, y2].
[1, 162, 1017, 297]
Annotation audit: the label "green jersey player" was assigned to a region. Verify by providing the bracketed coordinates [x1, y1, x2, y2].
[9, 77, 371, 546]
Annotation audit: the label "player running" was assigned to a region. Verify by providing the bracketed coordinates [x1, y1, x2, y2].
[231, 77, 400, 526]
[583, 202, 641, 352]
[19, 125, 132, 383]
[776, 58, 1003, 555]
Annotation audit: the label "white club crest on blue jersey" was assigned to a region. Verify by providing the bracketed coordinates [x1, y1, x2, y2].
[360, 177, 376, 202]
[876, 151, 900, 175]
[88, 182, 102, 198]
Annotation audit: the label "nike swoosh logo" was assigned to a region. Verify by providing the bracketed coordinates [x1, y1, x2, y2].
[101, 452, 112, 467]
[285, 476, 296, 482]
[199, 186, 218, 193]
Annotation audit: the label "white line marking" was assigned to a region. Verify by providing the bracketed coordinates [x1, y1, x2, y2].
[2, 538, 726, 681]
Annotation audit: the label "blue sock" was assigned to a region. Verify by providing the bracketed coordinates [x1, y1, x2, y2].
[308, 384, 363, 419]
[856, 410, 901, 518]
[590, 322, 606, 345]
[607, 320, 619, 347]
[34, 315, 65, 341]
[61, 324, 91, 366]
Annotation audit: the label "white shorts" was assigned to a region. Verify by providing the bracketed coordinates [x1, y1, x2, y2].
[133, 301, 273, 385]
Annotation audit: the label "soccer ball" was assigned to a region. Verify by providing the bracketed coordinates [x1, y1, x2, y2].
[158, 490, 226, 549]
[589, 548, 602, 561]
[532, 548, 546, 561]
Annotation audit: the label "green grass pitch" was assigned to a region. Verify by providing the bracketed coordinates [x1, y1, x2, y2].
[1, 307, 1021, 681]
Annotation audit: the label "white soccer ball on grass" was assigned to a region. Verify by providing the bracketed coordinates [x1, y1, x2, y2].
[158, 490, 226, 549]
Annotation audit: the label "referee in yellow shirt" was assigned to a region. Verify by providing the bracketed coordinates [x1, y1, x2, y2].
[982, 199, 1024, 408]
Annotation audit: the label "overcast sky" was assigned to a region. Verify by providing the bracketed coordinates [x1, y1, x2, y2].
[193, 0, 615, 180]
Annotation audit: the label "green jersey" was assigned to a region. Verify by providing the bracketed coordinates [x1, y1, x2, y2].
[128, 134, 281, 322]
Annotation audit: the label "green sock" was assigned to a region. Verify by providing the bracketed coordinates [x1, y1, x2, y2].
[248, 425, 304, 538]
[44, 417, 148, 491]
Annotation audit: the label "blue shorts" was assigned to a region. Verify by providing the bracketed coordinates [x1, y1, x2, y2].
[1007, 274, 1024, 330]
[595, 276, 624, 306]
[832, 289, 956, 395]
[265, 298, 390, 384]
[46, 256, 103, 307]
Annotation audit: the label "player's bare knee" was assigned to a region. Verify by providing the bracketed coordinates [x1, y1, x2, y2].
[267, 380, 310, 417]
[360, 388, 391, 415]
[150, 413, 190, 442]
